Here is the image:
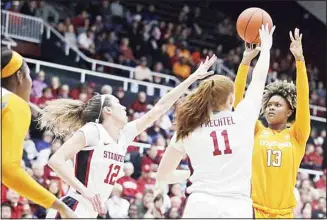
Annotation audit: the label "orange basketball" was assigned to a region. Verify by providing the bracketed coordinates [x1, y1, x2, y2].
[236, 7, 273, 44]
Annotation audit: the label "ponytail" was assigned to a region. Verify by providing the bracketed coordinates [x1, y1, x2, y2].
[175, 80, 214, 141]
[38, 99, 87, 138]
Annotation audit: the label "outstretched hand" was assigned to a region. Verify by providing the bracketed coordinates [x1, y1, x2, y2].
[191, 54, 217, 80]
[259, 23, 276, 50]
[84, 192, 106, 215]
[289, 28, 304, 61]
[241, 43, 261, 65]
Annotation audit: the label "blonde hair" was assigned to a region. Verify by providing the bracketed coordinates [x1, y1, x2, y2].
[175, 75, 234, 141]
[38, 94, 111, 138]
[261, 80, 296, 121]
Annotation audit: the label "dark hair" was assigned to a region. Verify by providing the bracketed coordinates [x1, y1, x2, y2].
[1, 47, 26, 88]
[1, 47, 13, 69]
[2, 48, 16, 88]
[38, 94, 111, 138]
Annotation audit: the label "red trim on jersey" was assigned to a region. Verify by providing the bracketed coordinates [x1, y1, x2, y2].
[85, 150, 94, 187]
[72, 201, 79, 211]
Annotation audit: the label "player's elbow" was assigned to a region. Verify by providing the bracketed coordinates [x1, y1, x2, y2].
[155, 170, 167, 183]
[156, 173, 164, 182]
[154, 105, 165, 118]
[2, 164, 13, 177]
[2, 164, 22, 184]
[48, 155, 61, 170]
[297, 129, 311, 146]
[303, 129, 311, 143]
[144, 105, 163, 125]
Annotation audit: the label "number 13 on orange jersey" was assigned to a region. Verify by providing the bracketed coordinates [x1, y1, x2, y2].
[267, 149, 282, 167]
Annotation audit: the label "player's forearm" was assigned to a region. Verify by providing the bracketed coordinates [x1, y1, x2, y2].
[251, 48, 270, 83]
[154, 75, 196, 114]
[234, 64, 250, 108]
[245, 48, 270, 109]
[166, 170, 191, 184]
[48, 156, 89, 197]
[135, 75, 196, 133]
[294, 60, 310, 141]
[157, 170, 191, 185]
[2, 164, 56, 208]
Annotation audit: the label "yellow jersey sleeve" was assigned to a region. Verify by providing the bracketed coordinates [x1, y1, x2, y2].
[234, 64, 263, 134]
[290, 61, 311, 147]
[255, 120, 265, 135]
[233, 64, 249, 108]
[2, 93, 56, 209]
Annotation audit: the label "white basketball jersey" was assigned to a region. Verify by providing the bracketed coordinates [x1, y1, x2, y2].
[68, 121, 137, 202]
[170, 95, 261, 199]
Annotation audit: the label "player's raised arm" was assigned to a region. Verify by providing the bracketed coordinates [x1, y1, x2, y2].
[289, 28, 310, 145]
[233, 43, 260, 108]
[235, 24, 275, 119]
[133, 55, 217, 135]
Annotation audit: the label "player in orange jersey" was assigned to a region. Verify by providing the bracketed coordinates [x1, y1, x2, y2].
[233, 28, 310, 218]
[1, 48, 77, 218]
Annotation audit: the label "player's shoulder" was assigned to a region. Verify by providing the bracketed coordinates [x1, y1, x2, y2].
[2, 88, 28, 112]
[119, 121, 138, 140]
[81, 122, 99, 129]
[79, 122, 101, 135]
[256, 127, 270, 136]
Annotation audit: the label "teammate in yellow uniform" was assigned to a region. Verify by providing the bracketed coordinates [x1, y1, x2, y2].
[234, 28, 310, 218]
[1, 48, 77, 218]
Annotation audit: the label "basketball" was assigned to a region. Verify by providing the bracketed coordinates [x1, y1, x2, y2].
[236, 8, 273, 44]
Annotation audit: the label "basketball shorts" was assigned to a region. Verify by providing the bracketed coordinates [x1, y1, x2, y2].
[182, 192, 253, 218]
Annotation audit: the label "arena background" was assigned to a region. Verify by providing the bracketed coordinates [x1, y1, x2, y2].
[1, 0, 326, 218]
